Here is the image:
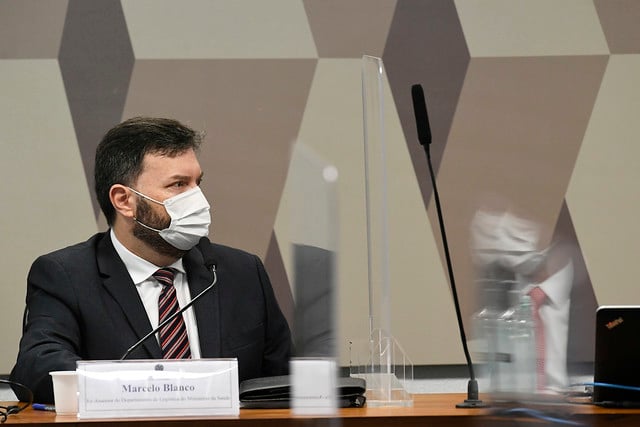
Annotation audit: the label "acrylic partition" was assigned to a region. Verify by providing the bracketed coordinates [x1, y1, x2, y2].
[286, 143, 339, 359]
[350, 55, 413, 407]
[279, 143, 340, 413]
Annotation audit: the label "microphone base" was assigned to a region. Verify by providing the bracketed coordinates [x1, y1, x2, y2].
[456, 399, 488, 408]
[456, 379, 489, 408]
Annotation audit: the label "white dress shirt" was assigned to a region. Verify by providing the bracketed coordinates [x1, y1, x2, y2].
[522, 260, 573, 391]
[110, 229, 202, 358]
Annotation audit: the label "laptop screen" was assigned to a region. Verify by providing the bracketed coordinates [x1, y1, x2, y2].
[593, 306, 640, 406]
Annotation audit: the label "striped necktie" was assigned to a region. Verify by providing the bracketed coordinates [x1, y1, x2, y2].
[153, 268, 191, 359]
[528, 286, 546, 390]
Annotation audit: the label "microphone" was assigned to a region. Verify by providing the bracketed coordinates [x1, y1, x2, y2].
[411, 84, 432, 146]
[411, 84, 486, 408]
[120, 238, 218, 360]
[198, 236, 218, 271]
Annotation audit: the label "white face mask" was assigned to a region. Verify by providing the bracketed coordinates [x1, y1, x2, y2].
[128, 186, 211, 250]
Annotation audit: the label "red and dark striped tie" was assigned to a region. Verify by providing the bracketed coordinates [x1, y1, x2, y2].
[154, 268, 191, 359]
[529, 286, 546, 390]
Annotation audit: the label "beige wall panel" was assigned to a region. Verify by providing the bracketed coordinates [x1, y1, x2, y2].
[122, 0, 317, 59]
[567, 55, 640, 306]
[0, 60, 98, 373]
[303, 0, 397, 58]
[0, 0, 68, 59]
[594, 0, 640, 54]
[436, 55, 607, 324]
[275, 59, 461, 365]
[123, 59, 315, 258]
[455, 0, 608, 57]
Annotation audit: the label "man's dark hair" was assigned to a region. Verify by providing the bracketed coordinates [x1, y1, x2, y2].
[95, 116, 203, 225]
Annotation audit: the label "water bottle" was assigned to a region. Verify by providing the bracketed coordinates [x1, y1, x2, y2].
[496, 289, 522, 393]
[472, 287, 507, 392]
[510, 294, 536, 393]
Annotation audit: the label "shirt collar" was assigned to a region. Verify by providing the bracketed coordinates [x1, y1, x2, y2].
[521, 260, 573, 308]
[110, 229, 185, 285]
[537, 260, 573, 307]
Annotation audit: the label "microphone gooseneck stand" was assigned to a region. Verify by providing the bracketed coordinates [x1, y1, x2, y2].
[121, 237, 219, 360]
[120, 266, 217, 360]
[411, 84, 487, 408]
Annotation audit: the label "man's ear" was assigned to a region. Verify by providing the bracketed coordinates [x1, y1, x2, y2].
[110, 184, 136, 219]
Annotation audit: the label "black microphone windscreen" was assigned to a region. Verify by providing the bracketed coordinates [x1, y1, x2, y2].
[198, 237, 217, 269]
[411, 84, 432, 146]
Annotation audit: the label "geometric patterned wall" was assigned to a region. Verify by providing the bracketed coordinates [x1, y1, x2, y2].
[2, 0, 640, 374]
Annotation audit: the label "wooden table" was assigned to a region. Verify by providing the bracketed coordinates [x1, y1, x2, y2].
[4, 393, 640, 426]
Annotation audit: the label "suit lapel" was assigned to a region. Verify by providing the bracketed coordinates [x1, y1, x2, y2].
[183, 247, 221, 357]
[97, 233, 162, 359]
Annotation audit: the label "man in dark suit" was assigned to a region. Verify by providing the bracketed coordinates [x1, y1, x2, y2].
[10, 117, 291, 403]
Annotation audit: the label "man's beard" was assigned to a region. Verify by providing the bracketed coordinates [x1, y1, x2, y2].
[133, 198, 187, 259]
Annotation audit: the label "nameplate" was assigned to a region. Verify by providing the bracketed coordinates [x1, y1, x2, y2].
[77, 359, 239, 418]
[291, 358, 337, 415]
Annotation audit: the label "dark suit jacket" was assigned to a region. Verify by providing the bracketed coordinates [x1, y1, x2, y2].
[10, 232, 291, 403]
